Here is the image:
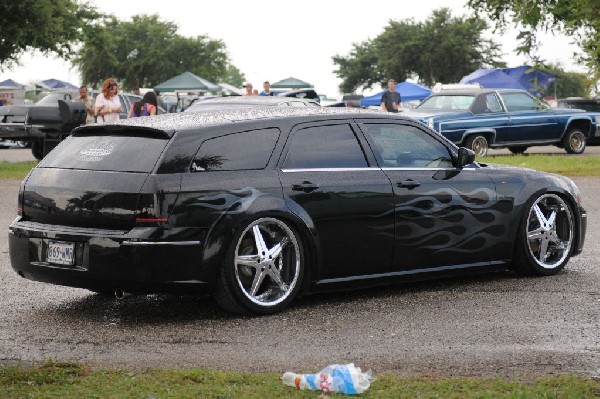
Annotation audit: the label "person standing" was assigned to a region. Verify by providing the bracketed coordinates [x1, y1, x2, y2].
[94, 79, 122, 124]
[381, 79, 401, 113]
[243, 82, 256, 96]
[259, 81, 274, 96]
[128, 91, 158, 118]
[77, 85, 95, 125]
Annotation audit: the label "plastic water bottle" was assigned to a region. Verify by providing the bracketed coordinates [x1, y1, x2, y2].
[282, 363, 373, 395]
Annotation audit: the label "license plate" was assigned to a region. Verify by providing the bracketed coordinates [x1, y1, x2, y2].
[47, 240, 75, 266]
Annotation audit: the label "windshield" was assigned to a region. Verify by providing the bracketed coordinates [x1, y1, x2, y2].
[418, 95, 475, 111]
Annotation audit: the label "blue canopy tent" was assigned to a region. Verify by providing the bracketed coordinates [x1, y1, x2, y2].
[460, 66, 557, 96]
[40, 78, 78, 90]
[360, 81, 431, 107]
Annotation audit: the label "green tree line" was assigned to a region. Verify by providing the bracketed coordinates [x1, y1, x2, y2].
[0, 0, 596, 96]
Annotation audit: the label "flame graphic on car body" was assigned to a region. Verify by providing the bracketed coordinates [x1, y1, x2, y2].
[393, 186, 512, 254]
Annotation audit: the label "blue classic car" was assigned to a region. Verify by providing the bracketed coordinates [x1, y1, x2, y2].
[403, 88, 600, 156]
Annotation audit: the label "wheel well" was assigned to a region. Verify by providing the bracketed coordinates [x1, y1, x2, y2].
[464, 132, 493, 146]
[555, 191, 582, 252]
[274, 214, 317, 294]
[566, 120, 591, 136]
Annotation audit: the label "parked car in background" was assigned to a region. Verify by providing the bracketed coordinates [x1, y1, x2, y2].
[8, 108, 586, 314]
[184, 96, 320, 112]
[403, 88, 600, 156]
[0, 139, 29, 149]
[0, 90, 164, 159]
[557, 97, 600, 112]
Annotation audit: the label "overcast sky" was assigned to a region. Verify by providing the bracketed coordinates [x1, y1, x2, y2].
[0, 0, 584, 98]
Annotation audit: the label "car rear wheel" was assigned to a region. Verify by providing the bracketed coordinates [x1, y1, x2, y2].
[215, 217, 304, 315]
[508, 146, 528, 154]
[562, 127, 586, 154]
[512, 193, 575, 276]
[465, 134, 489, 157]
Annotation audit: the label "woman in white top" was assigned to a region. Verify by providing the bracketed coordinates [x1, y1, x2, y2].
[94, 78, 123, 124]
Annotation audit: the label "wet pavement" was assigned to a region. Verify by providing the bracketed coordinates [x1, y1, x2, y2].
[0, 155, 598, 378]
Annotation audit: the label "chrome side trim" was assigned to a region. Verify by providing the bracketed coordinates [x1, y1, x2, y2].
[282, 167, 470, 172]
[121, 240, 201, 246]
[282, 167, 478, 172]
[282, 167, 377, 172]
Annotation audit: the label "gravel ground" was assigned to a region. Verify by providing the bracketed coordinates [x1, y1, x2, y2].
[0, 168, 598, 378]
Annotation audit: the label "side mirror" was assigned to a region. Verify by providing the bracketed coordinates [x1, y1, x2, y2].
[457, 147, 475, 168]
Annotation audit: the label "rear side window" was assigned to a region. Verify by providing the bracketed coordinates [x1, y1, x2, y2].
[39, 134, 169, 172]
[192, 128, 280, 171]
[282, 124, 368, 169]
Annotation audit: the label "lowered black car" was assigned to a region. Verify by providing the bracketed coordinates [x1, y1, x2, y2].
[8, 108, 586, 314]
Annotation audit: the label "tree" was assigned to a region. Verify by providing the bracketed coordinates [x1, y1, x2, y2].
[467, 0, 600, 72]
[75, 14, 231, 91]
[223, 65, 245, 88]
[333, 8, 505, 93]
[545, 63, 591, 98]
[0, 0, 100, 69]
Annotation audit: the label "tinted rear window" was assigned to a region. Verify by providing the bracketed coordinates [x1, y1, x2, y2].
[39, 134, 169, 172]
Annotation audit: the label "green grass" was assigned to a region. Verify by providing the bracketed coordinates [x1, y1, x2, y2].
[0, 362, 598, 398]
[480, 154, 600, 176]
[0, 160, 37, 179]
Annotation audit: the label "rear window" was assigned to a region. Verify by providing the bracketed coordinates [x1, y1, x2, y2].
[39, 133, 169, 172]
[418, 95, 475, 110]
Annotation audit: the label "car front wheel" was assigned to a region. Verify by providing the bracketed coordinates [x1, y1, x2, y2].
[465, 134, 489, 157]
[215, 217, 304, 315]
[563, 127, 586, 154]
[512, 193, 575, 276]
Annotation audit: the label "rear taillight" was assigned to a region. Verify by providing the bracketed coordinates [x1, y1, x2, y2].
[135, 193, 169, 226]
[136, 217, 167, 223]
[17, 178, 26, 217]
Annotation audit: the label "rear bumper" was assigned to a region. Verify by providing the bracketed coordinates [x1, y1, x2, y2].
[8, 218, 214, 295]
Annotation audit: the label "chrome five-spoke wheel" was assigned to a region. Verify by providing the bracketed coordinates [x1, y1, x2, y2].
[216, 217, 304, 314]
[514, 193, 574, 275]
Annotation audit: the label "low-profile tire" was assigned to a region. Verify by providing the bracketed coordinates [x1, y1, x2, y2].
[465, 134, 489, 157]
[562, 127, 586, 154]
[508, 146, 528, 154]
[512, 193, 575, 276]
[214, 217, 305, 315]
[31, 140, 44, 160]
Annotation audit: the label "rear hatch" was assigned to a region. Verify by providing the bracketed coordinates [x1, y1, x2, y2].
[21, 127, 171, 230]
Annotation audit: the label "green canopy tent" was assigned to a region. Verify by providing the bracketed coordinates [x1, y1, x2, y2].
[154, 71, 221, 93]
[270, 76, 313, 89]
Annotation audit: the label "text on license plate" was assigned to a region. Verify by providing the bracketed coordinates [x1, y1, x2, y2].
[47, 240, 75, 265]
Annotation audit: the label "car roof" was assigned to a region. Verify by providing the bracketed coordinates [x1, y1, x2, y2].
[184, 96, 319, 112]
[427, 88, 528, 96]
[75, 107, 404, 137]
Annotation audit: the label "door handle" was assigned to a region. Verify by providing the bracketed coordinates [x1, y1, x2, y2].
[396, 179, 421, 189]
[292, 181, 320, 193]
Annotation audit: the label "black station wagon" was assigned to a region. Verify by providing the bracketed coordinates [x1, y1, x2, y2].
[9, 108, 587, 314]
